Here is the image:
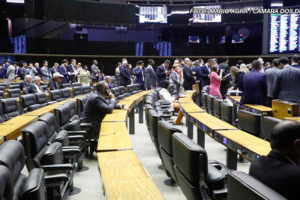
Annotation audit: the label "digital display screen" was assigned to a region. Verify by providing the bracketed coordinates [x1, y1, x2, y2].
[6, 0, 24, 3]
[139, 6, 167, 24]
[269, 14, 300, 53]
[232, 34, 244, 44]
[188, 36, 200, 44]
[192, 5, 222, 23]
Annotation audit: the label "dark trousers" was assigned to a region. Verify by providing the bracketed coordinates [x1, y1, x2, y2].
[266, 96, 272, 108]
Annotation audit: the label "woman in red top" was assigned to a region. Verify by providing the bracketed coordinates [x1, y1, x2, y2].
[209, 65, 224, 99]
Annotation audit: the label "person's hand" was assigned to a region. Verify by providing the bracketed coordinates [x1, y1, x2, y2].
[194, 77, 196, 80]
[108, 91, 115, 99]
[192, 71, 196, 75]
[123, 105, 129, 110]
[220, 69, 224, 74]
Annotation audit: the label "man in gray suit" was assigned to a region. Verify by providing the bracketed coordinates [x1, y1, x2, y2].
[91, 60, 101, 82]
[265, 59, 281, 107]
[40, 60, 52, 82]
[274, 57, 300, 111]
[6, 61, 16, 83]
[144, 59, 156, 90]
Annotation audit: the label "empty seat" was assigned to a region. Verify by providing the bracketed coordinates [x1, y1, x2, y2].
[0, 98, 20, 121]
[145, 104, 154, 130]
[227, 170, 287, 200]
[49, 89, 63, 102]
[0, 140, 47, 200]
[72, 82, 81, 87]
[148, 109, 162, 158]
[127, 84, 136, 94]
[111, 87, 120, 98]
[77, 96, 88, 117]
[172, 132, 228, 200]
[35, 93, 49, 106]
[220, 102, 234, 125]
[133, 83, 142, 92]
[158, 120, 182, 182]
[82, 85, 91, 94]
[207, 95, 215, 115]
[73, 86, 82, 96]
[0, 90, 4, 99]
[201, 92, 208, 111]
[261, 116, 282, 141]
[8, 88, 21, 98]
[63, 83, 71, 88]
[9, 84, 20, 89]
[0, 83, 7, 89]
[213, 98, 222, 119]
[238, 110, 261, 137]
[61, 88, 71, 98]
[20, 94, 41, 113]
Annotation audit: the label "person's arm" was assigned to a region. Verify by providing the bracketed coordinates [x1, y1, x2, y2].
[199, 67, 209, 78]
[95, 97, 118, 114]
[156, 66, 165, 77]
[214, 69, 224, 81]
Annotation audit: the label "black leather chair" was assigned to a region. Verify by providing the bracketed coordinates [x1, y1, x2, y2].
[61, 88, 71, 99]
[35, 93, 51, 107]
[50, 89, 64, 102]
[38, 113, 88, 170]
[145, 104, 155, 131]
[76, 96, 88, 117]
[148, 109, 162, 158]
[0, 83, 7, 89]
[63, 83, 71, 88]
[8, 88, 21, 98]
[73, 86, 82, 96]
[0, 90, 4, 99]
[213, 98, 222, 119]
[127, 84, 136, 94]
[0, 98, 20, 121]
[172, 132, 228, 200]
[133, 84, 142, 93]
[158, 120, 182, 182]
[0, 140, 46, 200]
[0, 86, 5, 91]
[201, 92, 208, 111]
[238, 110, 261, 137]
[227, 170, 287, 200]
[207, 95, 215, 115]
[9, 84, 20, 89]
[261, 117, 282, 141]
[22, 121, 75, 200]
[111, 87, 120, 99]
[82, 86, 91, 94]
[220, 102, 234, 125]
[117, 86, 127, 100]
[72, 82, 81, 87]
[20, 94, 41, 113]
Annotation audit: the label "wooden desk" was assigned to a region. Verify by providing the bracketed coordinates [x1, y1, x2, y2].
[102, 110, 128, 122]
[118, 100, 135, 111]
[284, 117, 300, 123]
[180, 102, 205, 113]
[0, 136, 4, 145]
[97, 122, 132, 151]
[229, 96, 241, 104]
[3, 115, 38, 126]
[245, 104, 273, 116]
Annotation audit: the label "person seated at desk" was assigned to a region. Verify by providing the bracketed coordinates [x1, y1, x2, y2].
[158, 80, 184, 125]
[20, 75, 32, 94]
[25, 76, 45, 94]
[48, 72, 65, 90]
[81, 81, 128, 157]
[249, 120, 300, 199]
[104, 76, 113, 89]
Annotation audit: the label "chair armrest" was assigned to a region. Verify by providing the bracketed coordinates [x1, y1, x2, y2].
[62, 146, 80, 150]
[40, 163, 73, 171]
[67, 131, 87, 136]
[44, 173, 69, 183]
[62, 148, 81, 156]
[212, 188, 228, 200]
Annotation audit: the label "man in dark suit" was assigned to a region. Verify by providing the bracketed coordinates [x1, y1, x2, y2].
[67, 59, 77, 82]
[48, 72, 65, 90]
[50, 63, 59, 75]
[20, 75, 32, 94]
[156, 59, 170, 87]
[218, 57, 231, 99]
[291, 54, 300, 69]
[249, 120, 300, 200]
[240, 60, 267, 106]
[26, 76, 45, 94]
[182, 58, 196, 90]
[58, 59, 68, 83]
[133, 60, 145, 90]
[199, 59, 215, 90]
[81, 81, 127, 157]
[119, 60, 131, 86]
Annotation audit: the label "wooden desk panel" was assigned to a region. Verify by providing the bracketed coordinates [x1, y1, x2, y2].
[105, 178, 165, 200]
[0, 136, 4, 145]
[3, 116, 38, 126]
[97, 151, 150, 183]
[102, 110, 128, 122]
[180, 102, 205, 113]
[284, 117, 300, 123]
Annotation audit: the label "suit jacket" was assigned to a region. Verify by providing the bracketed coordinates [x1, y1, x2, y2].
[192, 65, 201, 81]
[58, 65, 68, 83]
[6, 65, 15, 80]
[240, 70, 267, 106]
[156, 65, 167, 86]
[133, 66, 144, 89]
[16, 67, 22, 79]
[25, 83, 44, 94]
[40, 66, 51, 82]
[291, 64, 300, 70]
[169, 70, 181, 96]
[265, 67, 281, 98]
[249, 150, 300, 199]
[50, 67, 58, 75]
[144, 65, 156, 90]
[183, 65, 195, 90]
[67, 64, 77, 82]
[273, 66, 300, 105]
[81, 92, 122, 138]
[233, 72, 245, 91]
[199, 64, 210, 88]
[91, 64, 100, 80]
[119, 65, 131, 86]
[20, 80, 31, 92]
[19, 67, 27, 80]
[48, 80, 65, 91]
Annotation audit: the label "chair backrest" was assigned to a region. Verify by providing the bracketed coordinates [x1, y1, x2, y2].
[158, 120, 181, 155]
[72, 82, 81, 87]
[38, 113, 59, 138]
[73, 86, 82, 96]
[61, 88, 71, 98]
[64, 101, 77, 117]
[54, 104, 71, 127]
[62, 83, 71, 88]
[220, 101, 233, 124]
[82, 85, 91, 94]
[227, 170, 287, 200]
[21, 94, 37, 108]
[127, 84, 135, 93]
[0, 86, 5, 91]
[238, 110, 261, 137]
[148, 109, 159, 141]
[206, 95, 215, 114]
[111, 87, 120, 97]
[133, 84, 141, 91]
[145, 104, 154, 129]
[172, 132, 208, 200]
[0, 83, 8, 88]
[213, 98, 222, 118]
[8, 88, 21, 98]
[201, 92, 208, 111]
[35, 93, 48, 104]
[9, 84, 20, 89]
[261, 117, 282, 141]
[1, 98, 20, 121]
[0, 165, 13, 200]
[119, 86, 126, 94]
[0, 90, 5, 99]
[50, 89, 62, 101]
[77, 96, 88, 117]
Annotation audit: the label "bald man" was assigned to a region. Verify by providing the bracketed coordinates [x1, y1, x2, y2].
[249, 120, 300, 199]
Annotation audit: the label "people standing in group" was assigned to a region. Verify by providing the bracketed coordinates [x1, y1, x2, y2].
[28, 63, 38, 78]
[119, 59, 131, 86]
[67, 59, 77, 82]
[265, 59, 281, 107]
[199, 59, 214, 90]
[91, 60, 101, 82]
[79, 65, 91, 86]
[182, 58, 196, 90]
[209, 65, 223, 100]
[144, 59, 157, 90]
[58, 59, 69, 83]
[156, 59, 170, 87]
[40, 60, 52, 82]
[133, 60, 145, 90]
